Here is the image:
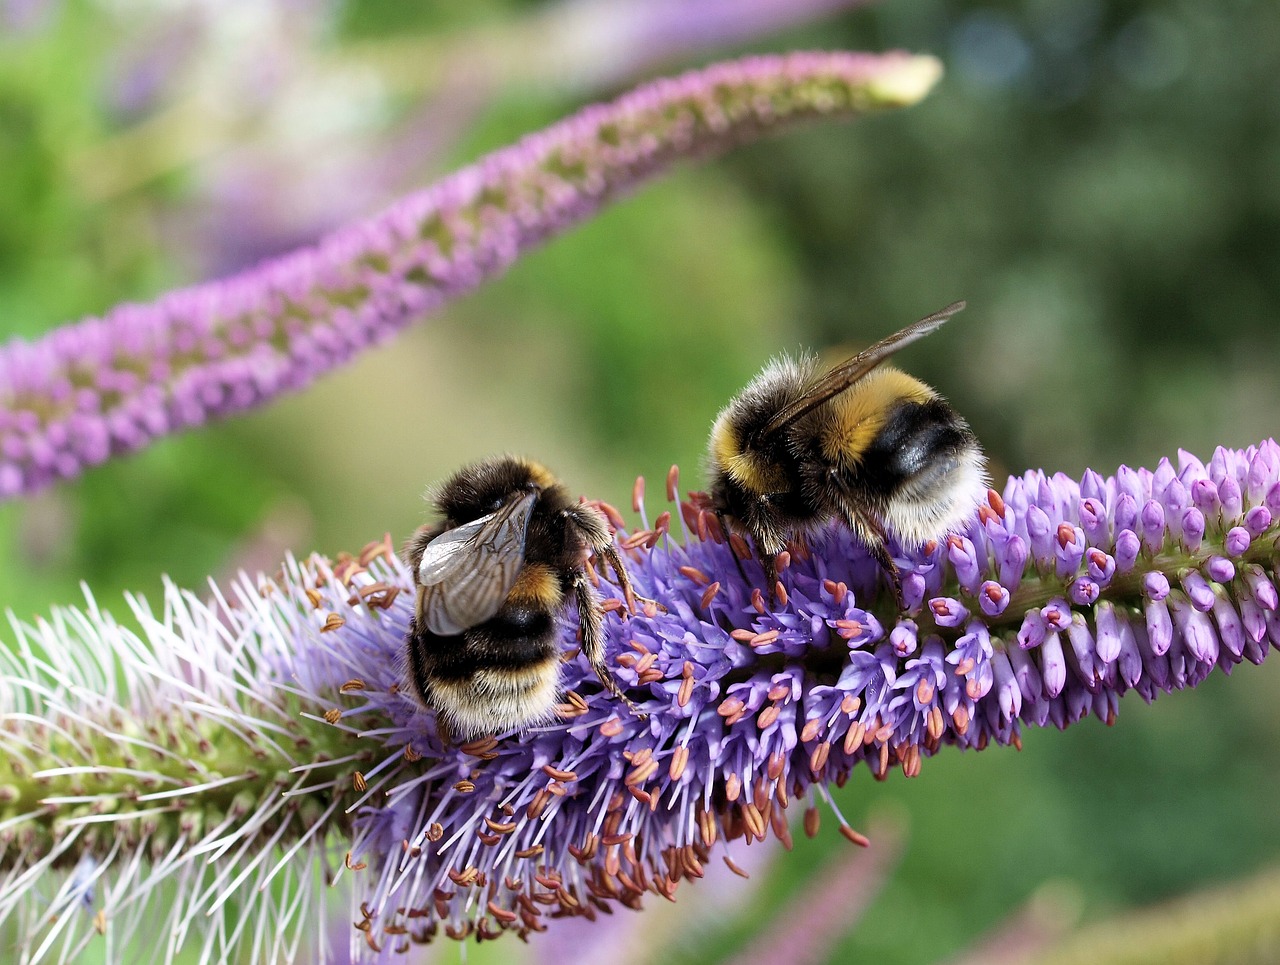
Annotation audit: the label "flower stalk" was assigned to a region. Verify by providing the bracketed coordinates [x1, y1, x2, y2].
[2, 442, 1279, 962]
[0, 50, 941, 502]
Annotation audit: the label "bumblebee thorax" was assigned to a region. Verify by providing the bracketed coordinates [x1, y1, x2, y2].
[818, 367, 936, 466]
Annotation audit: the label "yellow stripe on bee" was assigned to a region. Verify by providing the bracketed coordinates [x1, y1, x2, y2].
[518, 458, 559, 491]
[710, 415, 788, 495]
[820, 367, 935, 466]
[507, 563, 563, 607]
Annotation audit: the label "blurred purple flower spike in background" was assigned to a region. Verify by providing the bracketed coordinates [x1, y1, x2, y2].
[0, 49, 940, 503]
[3, 442, 1279, 961]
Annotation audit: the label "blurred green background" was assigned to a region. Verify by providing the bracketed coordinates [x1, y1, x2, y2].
[2, 0, 1279, 962]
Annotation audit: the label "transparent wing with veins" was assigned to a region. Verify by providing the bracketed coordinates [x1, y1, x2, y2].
[416, 490, 537, 635]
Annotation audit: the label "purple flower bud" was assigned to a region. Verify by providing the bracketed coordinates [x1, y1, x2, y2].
[1066, 614, 1100, 688]
[1171, 594, 1220, 663]
[1041, 631, 1067, 697]
[946, 536, 982, 592]
[1180, 507, 1205, 552]
[991, 651, 1021, 723]
[1068, 577, 1099, 606]
[1180, 571, 1216, 612]
[1113, 492, 1139, 533]
[978, 580, 1010, 617]
[1266, 482, 1280, 516]
[1026, 506, 1053, 566]
[1224, 526, 1252, 557]
[1204, 556, 1235, 584]
[1140, 500, 1166, 553]
[1007, 646, 1045, 715]
[1145, 597, 1174, 656]
[1242, 564, 1279, 611]
[1114, 529, 1141, 572]
[1212, 595, 1246, 658]
[1240, 597, 1267, 644]
[928, 597, 970, 628]
[890, 621, 919, 658]
[1116, 617, 1144, 687]
[1248, 446, 1278, 502]
[1080, 468, 1107, 500]
[1143, 571, 1170, 601]
[1220, 477, 1243, 522]
[1041, 599, 1073, 631]
[1085, 548, 1116, 584]
[1018, 611, 1046, 649]
[998, 536, 1028, 588]
[1054, 523, 1086, 579]
[1245, 506, 1272, 538]
[1152, 458, 1176, 502]
[1079, 497, 1108, 545]
[1095, 602, 1124, 663]
[901, 572, 928, 613]
[1190, 478, 1220, 517]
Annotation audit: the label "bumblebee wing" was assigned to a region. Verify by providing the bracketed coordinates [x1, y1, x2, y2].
[760, 300, 966, 440]
[416, 490, 537, 635]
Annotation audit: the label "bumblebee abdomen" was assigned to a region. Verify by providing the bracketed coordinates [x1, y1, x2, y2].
[405, 612, 563, 738]
[856, 398, 975, 495]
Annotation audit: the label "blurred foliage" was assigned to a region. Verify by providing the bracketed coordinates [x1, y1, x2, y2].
[1, 1, 1279, 963]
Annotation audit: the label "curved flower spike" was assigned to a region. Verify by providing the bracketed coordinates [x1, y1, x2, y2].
[3, 441, 1279, 961]
[0, 50, 941, 502]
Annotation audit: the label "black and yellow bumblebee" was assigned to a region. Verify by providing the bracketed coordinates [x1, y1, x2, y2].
[402, 455, 642, 739]
[706, 301, 987, 597]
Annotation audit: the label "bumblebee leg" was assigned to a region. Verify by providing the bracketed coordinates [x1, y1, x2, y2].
[598, 545, 666, 615]
[566, 505, 663, 615]
[572, 571, 647, 720]
[744, 501, 788, 603]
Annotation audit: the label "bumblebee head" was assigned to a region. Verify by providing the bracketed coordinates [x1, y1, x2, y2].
[706, 354, 817, 497]
[434, 455, 559, 524]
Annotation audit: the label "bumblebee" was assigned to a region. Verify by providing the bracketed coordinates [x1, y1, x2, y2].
[402, 455, 641, 739]
[707, 301, 987, 597]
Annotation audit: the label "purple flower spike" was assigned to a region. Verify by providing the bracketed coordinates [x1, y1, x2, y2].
[0, 50, 943, 502]
[4, 441, 1280, 959]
